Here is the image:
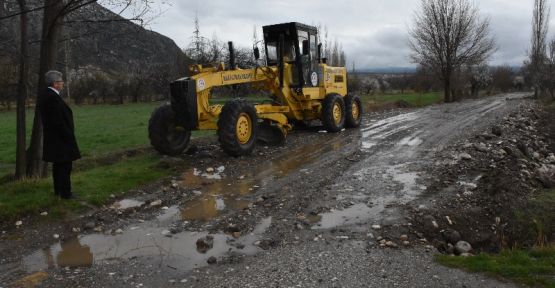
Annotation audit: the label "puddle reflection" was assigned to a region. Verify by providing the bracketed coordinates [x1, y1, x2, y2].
[56, 238, 93, 268]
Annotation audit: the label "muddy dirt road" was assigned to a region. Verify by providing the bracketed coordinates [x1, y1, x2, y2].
[2, 93, 532, 287]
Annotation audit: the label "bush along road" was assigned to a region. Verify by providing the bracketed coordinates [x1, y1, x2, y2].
[1, 92, 553, 287]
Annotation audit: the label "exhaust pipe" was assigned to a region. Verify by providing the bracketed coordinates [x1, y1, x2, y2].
[279, 34, 285, 88]
[228, 41, 236, 70]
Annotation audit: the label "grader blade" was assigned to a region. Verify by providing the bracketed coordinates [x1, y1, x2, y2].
[257, 121, 286, 145]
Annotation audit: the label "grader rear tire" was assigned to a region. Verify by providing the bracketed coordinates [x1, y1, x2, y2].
[148, 103, 191, 156]
[344, 94, 362, 128]
[321, 93, 346, 133]
[217, 99, 258, 157]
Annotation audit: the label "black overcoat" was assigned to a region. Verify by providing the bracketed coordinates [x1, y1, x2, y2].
[39, 88, 81, 163]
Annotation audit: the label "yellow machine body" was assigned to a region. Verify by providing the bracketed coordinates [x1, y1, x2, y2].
[188, 62, 347, 136]
[149, 22, 359, 157]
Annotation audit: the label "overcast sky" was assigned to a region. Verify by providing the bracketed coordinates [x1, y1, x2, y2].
[110, 0, 555, 69]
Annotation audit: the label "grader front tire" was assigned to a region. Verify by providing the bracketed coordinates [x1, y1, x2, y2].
[148, 103, 191, 156]
[217, 99, 258, 157]
[322, 93, 346, 133]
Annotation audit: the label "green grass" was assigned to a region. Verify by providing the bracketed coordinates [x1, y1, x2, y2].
[513, 189, 555, 247]
[437, 247, 555, 287]
[0, 153, 168, 220]
[70, 103, 159, 158]
[0, 102, 219, 178]
[360, 92, 443, 108]
[0, 103, 160, 165]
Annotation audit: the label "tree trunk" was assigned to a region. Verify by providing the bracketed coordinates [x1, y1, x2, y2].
[15, 0, 28, 179]
[444, 79, 452, 103]
[26, 0, 63, 178]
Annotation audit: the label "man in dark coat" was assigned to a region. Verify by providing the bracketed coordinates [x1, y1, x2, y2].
[39, 70, 81, 199]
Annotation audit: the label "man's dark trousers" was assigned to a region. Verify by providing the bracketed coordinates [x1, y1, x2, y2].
[53, 162, 72, 198]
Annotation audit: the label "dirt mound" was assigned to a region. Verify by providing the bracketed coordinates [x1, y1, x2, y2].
[410, 103, 555, 253]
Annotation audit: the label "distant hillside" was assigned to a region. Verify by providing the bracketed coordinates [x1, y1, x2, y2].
[0, 1, 191, 83]
[355, 65, 523, 75]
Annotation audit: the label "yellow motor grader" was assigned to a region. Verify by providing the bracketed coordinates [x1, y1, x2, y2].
[149, 22, 362, 156]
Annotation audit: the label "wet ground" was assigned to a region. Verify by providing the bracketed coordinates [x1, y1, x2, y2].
[0, 93, 532, 287]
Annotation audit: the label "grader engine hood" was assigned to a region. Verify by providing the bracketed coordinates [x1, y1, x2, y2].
[170, 78, 198, 129]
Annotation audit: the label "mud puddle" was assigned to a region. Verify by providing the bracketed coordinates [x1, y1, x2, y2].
[310, 203, 382, 229]
[386, 165, 427, 197]
[180, 137, 348, 221]
[310, 192, 400, 230]
[310, 162, 426, 230]
[22, 207, 273, 274]
[361, 113, 419, 150]
[110, 199, 145, 210]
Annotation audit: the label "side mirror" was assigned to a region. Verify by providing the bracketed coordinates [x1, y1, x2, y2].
[254, 47, 260, 60]
[302, 40, 309, 56]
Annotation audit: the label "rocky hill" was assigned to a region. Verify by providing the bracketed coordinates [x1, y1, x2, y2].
[0, 1, 191, 85]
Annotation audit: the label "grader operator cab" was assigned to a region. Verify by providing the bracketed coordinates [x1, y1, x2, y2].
[148, 22, 362, 156]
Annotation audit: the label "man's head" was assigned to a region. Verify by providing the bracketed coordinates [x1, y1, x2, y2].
[45, 70, 64, 91]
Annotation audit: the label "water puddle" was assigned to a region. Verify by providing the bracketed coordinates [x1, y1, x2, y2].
[336, 193, 368, 201]
[110, 199, 145, 210]
[194, 166, 226, 180]
[307, 214, 323, 224]
[398, 136, 423, 147]
[180, 171, 254, 221]
[310, 202, 389, 229]
[361, 113, 419, 150]
[311, 163, 426, 230]
[386, 165, 426, 197]
[180, 138, 346, 221]
[23, 209, 273, 274]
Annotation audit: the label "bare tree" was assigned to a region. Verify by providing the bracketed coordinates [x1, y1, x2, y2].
[26, 0, 64, 178]
[528, 0, 550, 97]
[409, 0, 496, 102]
[15, 0, 28, 179]
[184, 12, 212, 64]
[545, 39, 555, 99]
[339, 46, 346, 67]
[491, 65, 514, 93]
[5, 0, 159, 178]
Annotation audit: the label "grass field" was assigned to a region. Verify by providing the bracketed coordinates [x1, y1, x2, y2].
[437, 247, 555, 287]
[0, 153, 168, 220]
[0, 102, 183, 220]
[0, 102, 216, 176]
[361, 92, 444, 108]
[0, 103, 158, 165]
